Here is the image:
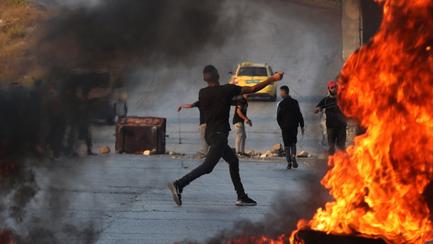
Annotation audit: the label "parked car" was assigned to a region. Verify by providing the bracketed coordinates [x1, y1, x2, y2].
[229, 62, 277, 101]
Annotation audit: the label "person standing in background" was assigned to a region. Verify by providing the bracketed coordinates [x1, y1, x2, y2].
[114, 90, 128, 120]
[277, 85, 304, 169]
[178, 101, 209, 157]
[315, 80, 347, 155]
[232, 94, 251, 156]
[77, 87, 96, 156]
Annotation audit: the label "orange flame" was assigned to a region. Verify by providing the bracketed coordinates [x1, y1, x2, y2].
[0, 229, 17, 244]
[299, 0, 433, 243]
[231, 0, 433, 243]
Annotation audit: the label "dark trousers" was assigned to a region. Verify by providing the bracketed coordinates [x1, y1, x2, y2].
[78, 123, 92, 152]
[177, 132, 246, 198]
[281, 127, 298, 146]
[281, 127, 298, 163]
[327, 127, 346, 155]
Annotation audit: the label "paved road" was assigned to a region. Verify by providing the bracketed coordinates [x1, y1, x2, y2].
[31, 152, 327, 244]
[5, 121, 328, 244]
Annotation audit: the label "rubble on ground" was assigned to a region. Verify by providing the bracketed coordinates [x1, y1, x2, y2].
[98, 146, 111, 154]
[260, 150, 273, 159]
[143, 149, 157, 156]
[271, 143, 282, 154]
[297, 151, 310, 158]
[242, 143, 312, 160]
[167, 151, 186, 159]
[149, 144, 313, 161]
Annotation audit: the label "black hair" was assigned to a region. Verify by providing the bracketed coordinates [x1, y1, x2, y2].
[203, 65, 220, 82]
[280, 85, 289, 94]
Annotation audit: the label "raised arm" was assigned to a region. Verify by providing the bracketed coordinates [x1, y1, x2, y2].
[241, 72, 284, 95]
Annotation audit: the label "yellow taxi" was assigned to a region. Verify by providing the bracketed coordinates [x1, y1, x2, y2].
[229, 62, 277, 101]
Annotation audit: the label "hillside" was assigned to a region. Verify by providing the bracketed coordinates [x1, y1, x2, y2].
[0, 0, 45, 84]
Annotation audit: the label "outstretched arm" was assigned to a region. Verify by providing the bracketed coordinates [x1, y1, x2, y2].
[177, 101, 199, 112]
[241, 72, 284, 95]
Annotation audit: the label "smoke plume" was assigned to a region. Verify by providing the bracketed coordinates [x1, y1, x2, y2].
[35, 0, 242, 73]
[0, 0, 243, 242]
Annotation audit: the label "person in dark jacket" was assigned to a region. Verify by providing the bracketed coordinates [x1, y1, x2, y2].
[277, 86, 305, 169]
[315, 80, 347, 155]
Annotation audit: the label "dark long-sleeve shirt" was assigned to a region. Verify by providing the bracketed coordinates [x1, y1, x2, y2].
[277, 96, 304, 129]
[191, 101, 205, 125]
[316, 96, 347, 128]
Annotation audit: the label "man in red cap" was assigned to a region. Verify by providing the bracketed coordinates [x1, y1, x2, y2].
[315, 80, 347, 155]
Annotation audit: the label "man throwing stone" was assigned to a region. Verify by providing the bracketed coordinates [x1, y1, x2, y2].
[169, 65, 283, 206]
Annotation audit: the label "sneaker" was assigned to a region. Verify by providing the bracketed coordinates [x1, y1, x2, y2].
[168, 182, 182, 206]
[236, 194, 257, 206]
[237, 153, 246, 158]
[286, 163, 292, 170]
[292, 157, 299, 168]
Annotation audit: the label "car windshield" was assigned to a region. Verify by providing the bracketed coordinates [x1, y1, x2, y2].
[238, 67, 268, 77]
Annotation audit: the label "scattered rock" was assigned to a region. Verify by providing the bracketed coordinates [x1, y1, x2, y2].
[260, 150, 273, 159]
[297, 151, 310, 158]
[98, 146, 111, 155]
[143, 149, 156, 156]
[271, 143, 282, 153]
[167, 151, 186, 158]
[168, 151, 185, 156]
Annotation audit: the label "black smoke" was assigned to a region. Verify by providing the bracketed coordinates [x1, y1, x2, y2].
[1, 0, 246, 242]
[0, 83, 101, 243]
[37, 0, 242, 71]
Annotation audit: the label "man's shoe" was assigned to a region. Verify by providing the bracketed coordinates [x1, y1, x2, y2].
[236, 194, 257, 206]
[287, 163, 292, 170]
[292, 158, 298, 168]
[237, 153, 246, 158]
[168, 182, 182, 206]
